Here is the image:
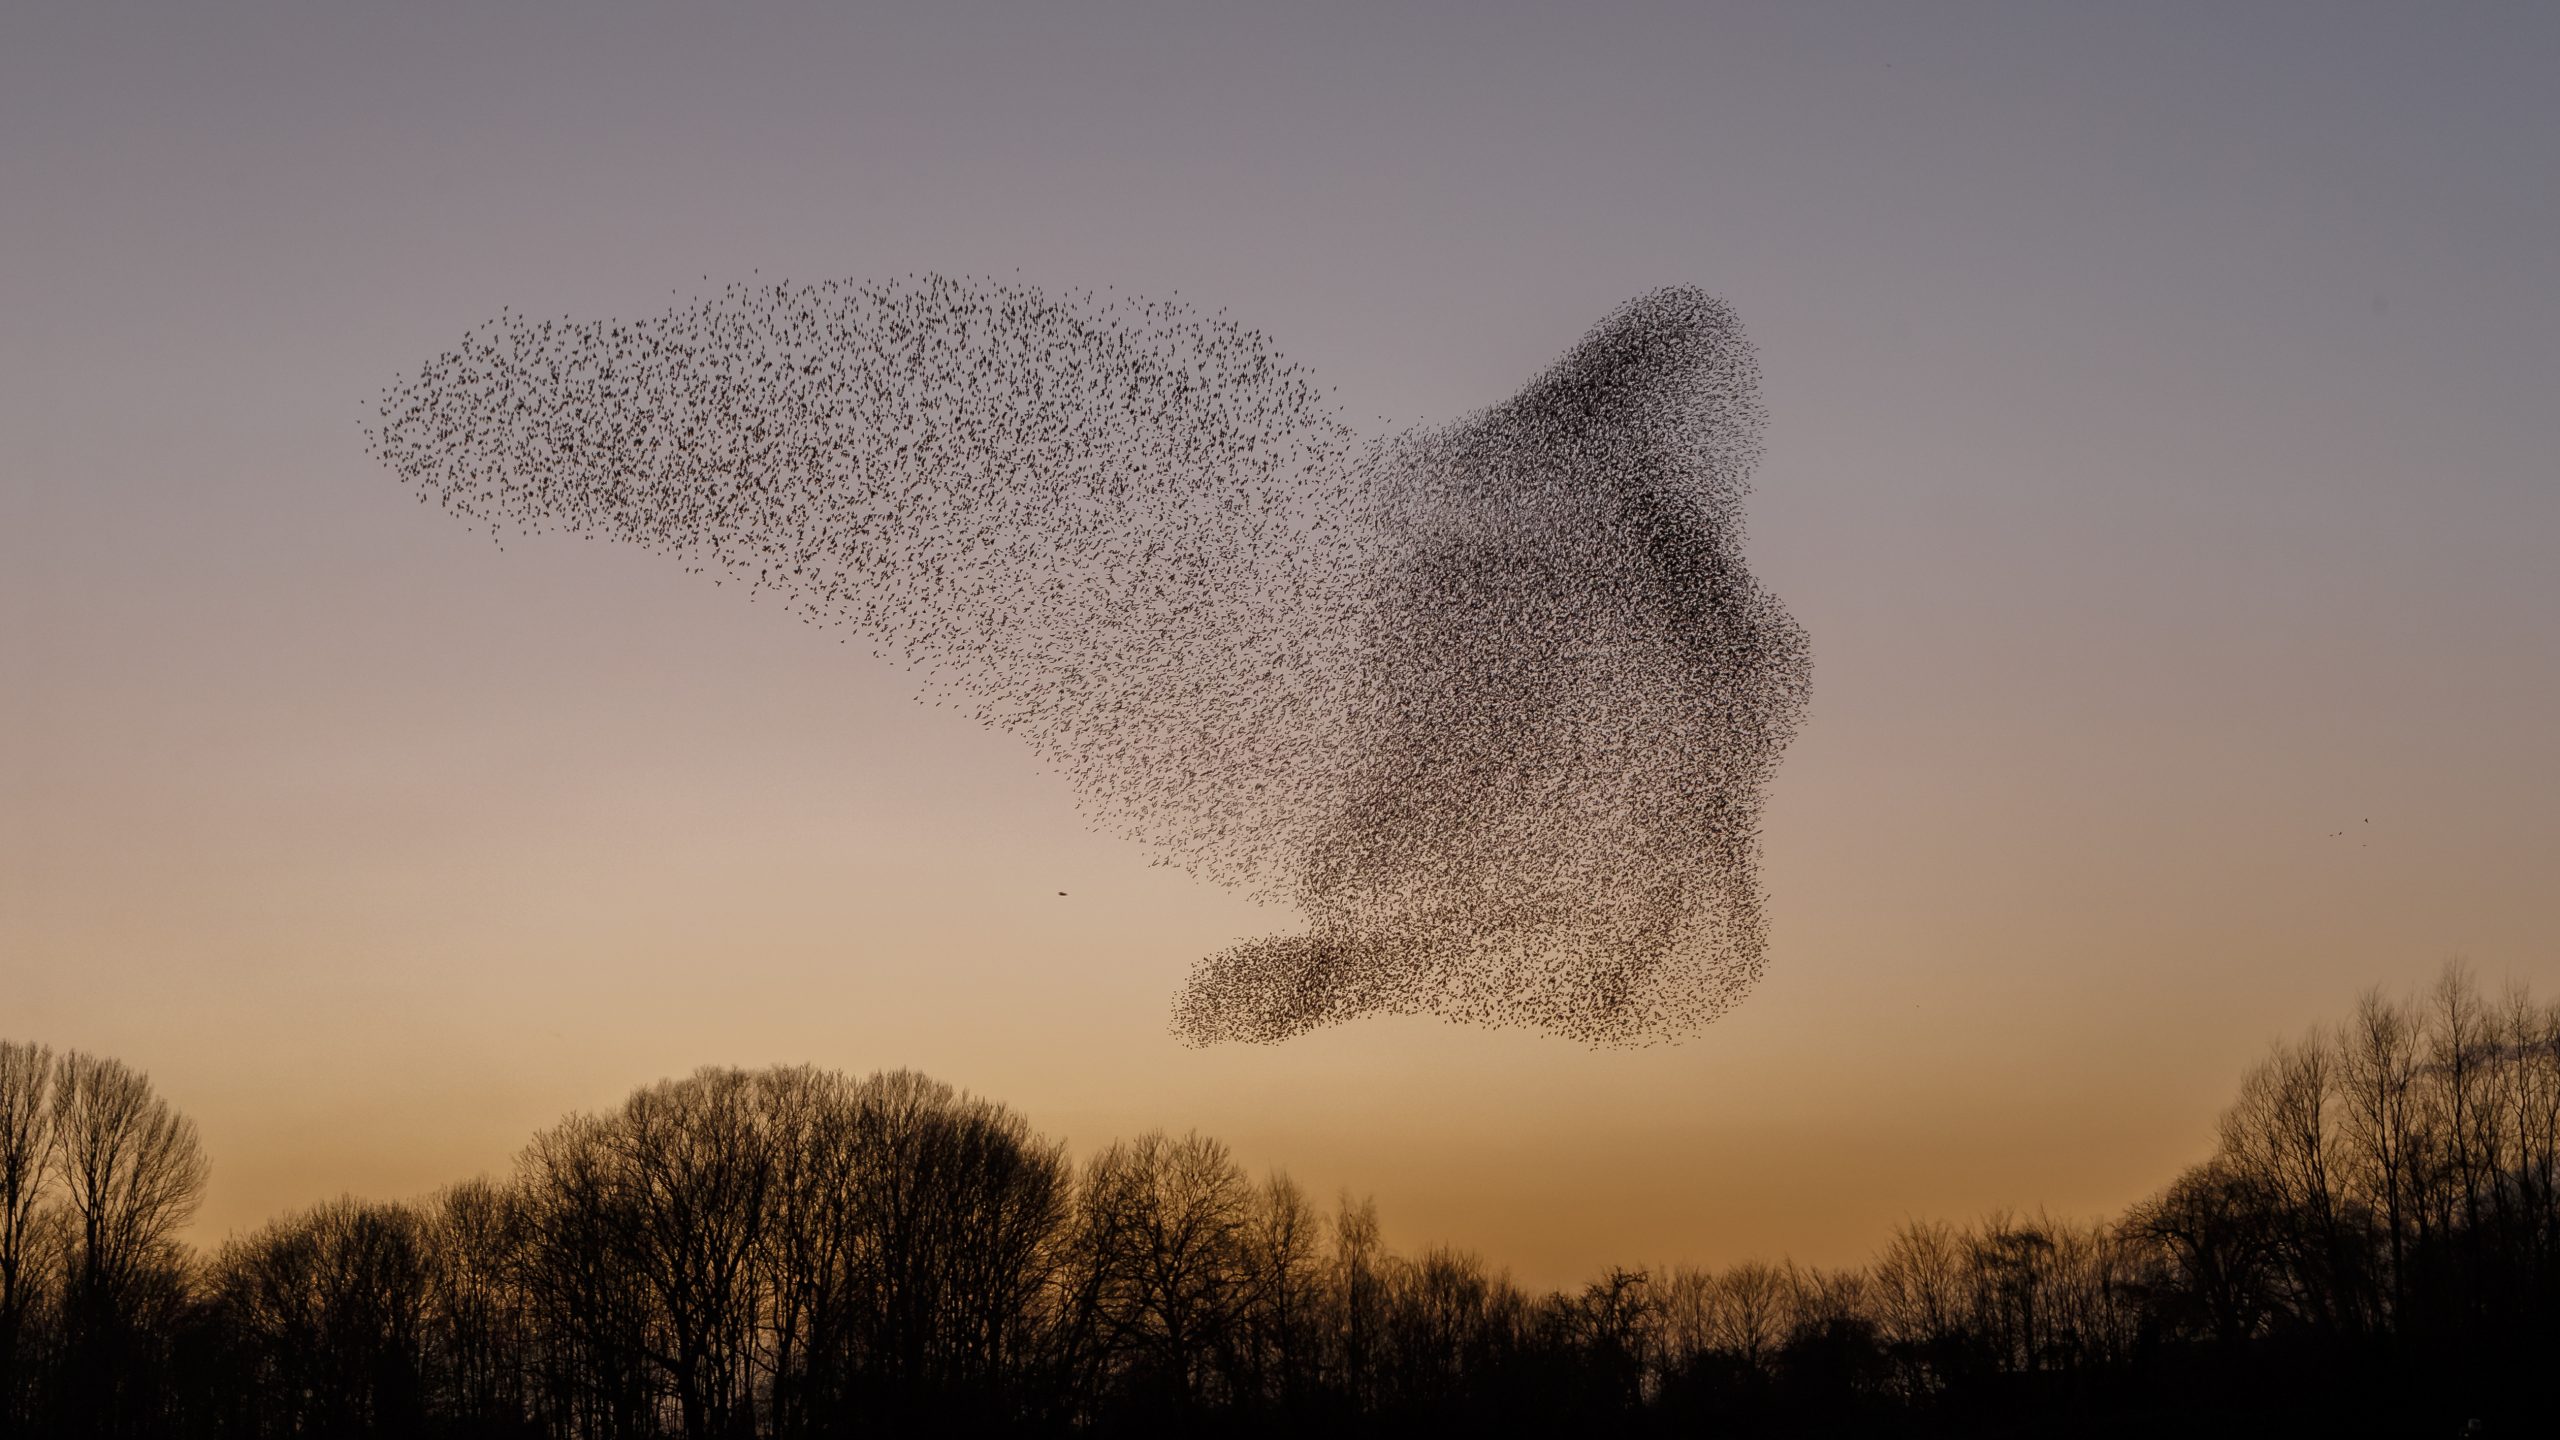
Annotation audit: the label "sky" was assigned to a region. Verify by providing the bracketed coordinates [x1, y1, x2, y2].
[3, 1, 2555, 1289]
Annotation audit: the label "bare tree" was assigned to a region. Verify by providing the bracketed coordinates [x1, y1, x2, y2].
[839, 1069, 1067, 1418]
[747, 1064, 854, 1436]
[2121, 1159, 2280, 1347]
[1711, 1259, 1788, 1376]
[0, 1042, 57, 1422]
[1326, 1191, 1388, 1408]
[2040, 1216, 2140, 1372]
[39, 1052, 205, 1437]
[1963, 1213, 2054, 1373]
[1574, 1265, 1657, 1409]
[2337, 988, 2423, 1324]
[518, 1111, 657, 1440]
[1652, 1265, 1715, 1371]
[422, 1177, 533, 1432]
[2426, 962, 2502, 1329]
[2220, 1032, 2367, 1333]
[48, 1053, 206, 1305]
[209, 1196, 435, 1436]
[610, 1068, 772, 1440]
[2495, 986, 2560, 1277]
[1238, 1172, 1322, 1409]
[1076, 1130, 1253, 1410]
[1868, 1218, 1966, 1393]
[1376, 1246, 1507, 1411]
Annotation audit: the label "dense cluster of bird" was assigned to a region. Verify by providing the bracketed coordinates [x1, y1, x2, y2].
[369, 277, 1810, 1046]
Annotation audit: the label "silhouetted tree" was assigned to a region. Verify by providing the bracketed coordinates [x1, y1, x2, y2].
[421, 1177, 535, 1435]
[1233, 1172, 1323, 1415]
[2122, 1158, 2282, 1348]
[206, 1196, 434, 1437]
[518, 1112, 657, 1440]
[46, 1051, 206, 1438]
[1868, 1218, 1966, 1398]
[0, 1042, 56, 1430]
[1072, 1130, 1253, 1416]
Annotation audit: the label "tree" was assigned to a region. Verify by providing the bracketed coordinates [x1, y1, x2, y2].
[1711, 1259, 1788, 1376]
[2492, 986, 2560, 1289]
[1376, 1246, 1512, 1415]
[421, 1177, 533, 1434]
[2337, 987, 2424, 1328]
[1235, 1171, 1323, 1412]
[832, 1069, 1066, 1423]
[1326, 1191, 1388, 1410]
[1869, 1218, 1967, 1395]
[0, 1042, 57, 1425]
[46, 1051, 207, 1437]
[518, 1112, 657, 1440]
[2220, 1032, 2368, 1335]
[208, 1196, 435, 1437]
[1572, 1265, 1656, 1411]
[47, 1053, 207, 1306]
[2121, 1159, 2280, 1347]
[1074, 1130, 1252, 1412]
[519, 1069, 773, 1440]
[747, 1064, 856, 1437]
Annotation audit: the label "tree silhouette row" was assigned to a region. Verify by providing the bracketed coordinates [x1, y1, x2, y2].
[3, 961, 2555, 1436]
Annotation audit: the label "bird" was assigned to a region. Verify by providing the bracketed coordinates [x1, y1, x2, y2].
[370, 276, 1809, 1048]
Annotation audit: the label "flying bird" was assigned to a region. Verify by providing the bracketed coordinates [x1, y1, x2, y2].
[368, 276, 1810, 1047]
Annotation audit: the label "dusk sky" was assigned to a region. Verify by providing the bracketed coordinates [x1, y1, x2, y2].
[4, 1, 2555, 1289]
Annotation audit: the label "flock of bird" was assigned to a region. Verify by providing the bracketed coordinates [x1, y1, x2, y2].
[368, 276, 1811, 1046]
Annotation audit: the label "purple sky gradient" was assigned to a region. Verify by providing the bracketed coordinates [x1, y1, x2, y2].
[4, 2, 2554, 1284]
